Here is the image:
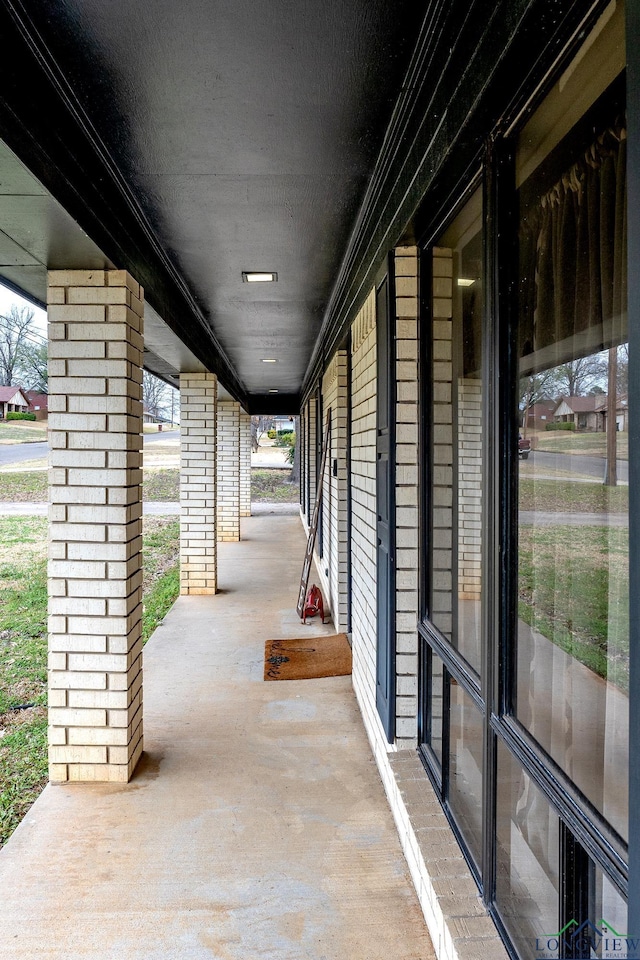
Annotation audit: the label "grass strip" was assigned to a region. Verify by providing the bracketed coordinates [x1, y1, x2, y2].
[251, 467, 298, 502]
[518, 477, 628, 514]
[142, 518, 180, 642]
[518, 524, 629, 690]
[0, 516, 180, 847]
[0, 466, 300, 504]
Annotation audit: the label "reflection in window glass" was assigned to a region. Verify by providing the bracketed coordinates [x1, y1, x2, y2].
[430, 189, 483, 674]
[428, 650, 444, 766]
[449, 681, 483, 867]
[515, 54, 628, 840]
[496, 742, 560, 960]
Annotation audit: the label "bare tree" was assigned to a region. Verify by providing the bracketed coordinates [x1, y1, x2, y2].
[143, 370, 173, 420]
[519, 370, 557, 437]
[251, 415, 273, 452]
[552, 355, 607, 397]
[19, 341, 48, 393]
[0, 305, 36, 386]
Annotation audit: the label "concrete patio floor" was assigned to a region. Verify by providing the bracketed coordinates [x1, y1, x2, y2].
[0, 514, 433, 960]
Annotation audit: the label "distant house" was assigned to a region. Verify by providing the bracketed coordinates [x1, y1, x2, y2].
[143, 405, 172, 425]
[25, 391, 48, 420]
[523, 399, 557, 431]
[272, 415, 295, 434]
[0, 386, 31, 419]
[553, 395, 628, 432]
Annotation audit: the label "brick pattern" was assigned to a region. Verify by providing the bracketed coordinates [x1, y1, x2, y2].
[350, 289, 383, 744]
[431, 248, 454, 640]
[458, 380, 482, 599]
[299, 407, 307, 515]
[239, 411, 251, 518]
[47, 269, 144, 784]
[217, 401, 240, 541]
[388, 752, 509, 960]
[180, 372, 217, 595]
[307, 395, 317, 520]
[394, 246, 420, 748]
[320, 351, 349, 631]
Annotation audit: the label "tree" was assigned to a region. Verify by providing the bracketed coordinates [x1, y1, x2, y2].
[19, 341, 48, 393]
[519, 370, 557, 436]
[0, 305, 37, 386]
[250, 415, 273, 452]
[519, 370, 557, 411]
[616, 342, 629, 396]
[143, 370, 175, 421]
[551, 354, 607, 397]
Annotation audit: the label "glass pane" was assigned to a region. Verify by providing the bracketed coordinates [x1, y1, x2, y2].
[592, 872, 629, 960]
[431, 188, 483, 674]
[515, 39, 628, 839]
[429, 649, 444, 766]
[448, 681, 483, 866]
[496, 741, 560, 960]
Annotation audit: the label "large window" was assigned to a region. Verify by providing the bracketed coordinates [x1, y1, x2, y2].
[418, 3, 628, 955]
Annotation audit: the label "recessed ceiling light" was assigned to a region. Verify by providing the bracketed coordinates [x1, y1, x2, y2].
[242, 271, 278, 282]
[268, 389, 279, 394]
[261, 358, 278, 363]
[457, 278, 475, 287]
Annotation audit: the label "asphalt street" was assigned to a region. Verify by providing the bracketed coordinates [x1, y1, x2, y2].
[0, 429, 181, 467]
[525, 449, 628, 483]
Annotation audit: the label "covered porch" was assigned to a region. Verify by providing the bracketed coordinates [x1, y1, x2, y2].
[0, 514, 432, 960]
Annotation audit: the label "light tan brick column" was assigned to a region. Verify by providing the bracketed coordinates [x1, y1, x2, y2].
[239, 411, 251, 517]
[217, 401, 240, 541]
[180, 372, 217, 595]
[394, 246, 420, 748]
[47, 269, 144, 784]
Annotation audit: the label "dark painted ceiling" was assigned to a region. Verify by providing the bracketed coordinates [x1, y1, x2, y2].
[0, 0, 426, 407]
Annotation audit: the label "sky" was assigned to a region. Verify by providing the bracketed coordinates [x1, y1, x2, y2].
[0, 283, 47, 341]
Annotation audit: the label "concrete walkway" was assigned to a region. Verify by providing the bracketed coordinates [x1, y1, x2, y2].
[0, 515, 432, 960]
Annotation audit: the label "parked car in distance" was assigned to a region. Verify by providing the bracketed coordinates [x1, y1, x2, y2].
[518, 435, 531, 459]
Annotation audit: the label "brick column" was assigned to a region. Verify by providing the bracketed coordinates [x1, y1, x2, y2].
[180, 372, 217, 595]
[217, 401, 240, 541]
[47, 269, 144, 784]
[307, 395, 317, 515]
[239, 411, 252, 518]
[394, 246, 420, 748]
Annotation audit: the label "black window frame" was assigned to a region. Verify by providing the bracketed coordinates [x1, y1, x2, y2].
[415, 5, 633, 946]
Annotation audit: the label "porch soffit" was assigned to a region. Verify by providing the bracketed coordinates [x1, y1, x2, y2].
[0, 0, 425, 410]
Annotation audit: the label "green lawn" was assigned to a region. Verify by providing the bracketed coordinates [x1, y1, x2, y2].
[0, 466, 299, 503]
[251, 468, 298, 502]
[0, 421, 47, 443]
[0, 516, 180, 848]
[518, 477, 628, 514]
[518, 524, 629, 690]
[531, 430, 628, 460]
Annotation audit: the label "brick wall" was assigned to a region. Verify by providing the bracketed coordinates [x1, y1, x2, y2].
[458, 380, 482, 599]
[350, 289, 383, 744]
[180, 372, 217, 595]
[217, 401, 240, 541]
[320, 351, 349, 631]
[47, 269, 144, 783]
[239, 411, 251, 518]
[307, 395, 317, 520]
[394, 246, 420, 749]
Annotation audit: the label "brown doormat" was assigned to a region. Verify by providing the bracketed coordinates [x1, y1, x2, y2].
[264, 633, 352, 681]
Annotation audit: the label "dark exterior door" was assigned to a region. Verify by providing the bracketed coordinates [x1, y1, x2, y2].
[376, 272, 395, 742]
